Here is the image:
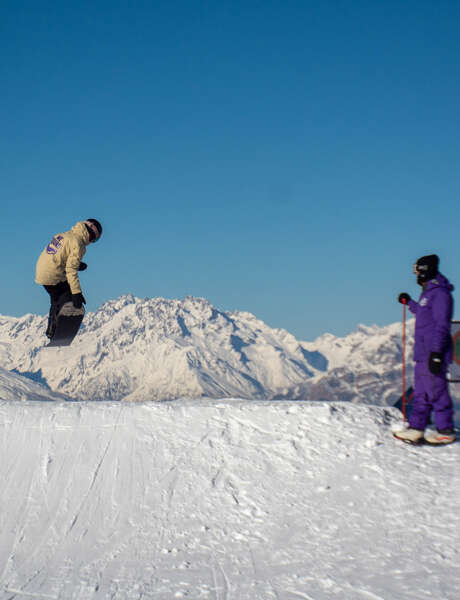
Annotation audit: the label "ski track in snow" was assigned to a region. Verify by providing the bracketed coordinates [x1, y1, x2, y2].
[0, 399, 459, 600]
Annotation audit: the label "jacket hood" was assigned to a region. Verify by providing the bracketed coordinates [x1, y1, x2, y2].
[426, 272, 454, 293]
[71, 221, 91, 245]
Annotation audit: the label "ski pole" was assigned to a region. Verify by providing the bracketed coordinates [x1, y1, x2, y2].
[401, 298, 407, 423]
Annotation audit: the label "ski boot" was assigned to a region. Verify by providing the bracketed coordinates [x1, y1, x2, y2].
[424, 429, 456, 445]
[393, 428, 425, 445]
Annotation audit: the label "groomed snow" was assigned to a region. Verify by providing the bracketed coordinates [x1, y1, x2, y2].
[1, 398, 459, 600]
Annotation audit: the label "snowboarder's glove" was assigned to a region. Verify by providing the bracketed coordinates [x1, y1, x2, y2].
[72, 293, 86, 309]
[429, 352, 443, 375]
[78, 262, 87, 271]
[398, 293, 411, 304]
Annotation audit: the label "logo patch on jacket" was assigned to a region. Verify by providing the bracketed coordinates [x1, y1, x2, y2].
[46, 235, 64, 255]
[420, 298, 428, 307]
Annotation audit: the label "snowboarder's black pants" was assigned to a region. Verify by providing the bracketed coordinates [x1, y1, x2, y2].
[43, 281, 72, 338]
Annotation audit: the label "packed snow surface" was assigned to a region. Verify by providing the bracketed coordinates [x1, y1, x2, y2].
[1, 398, 459, 600]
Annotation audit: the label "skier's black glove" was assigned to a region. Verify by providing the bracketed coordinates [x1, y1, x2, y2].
[72, 293, 86, 309]
[78, 262, 87, 271]
[429, 352, 443, 375]
[398, 293, 411, 304]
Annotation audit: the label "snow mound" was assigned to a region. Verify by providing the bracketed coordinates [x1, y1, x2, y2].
[1, 398, 459, 599]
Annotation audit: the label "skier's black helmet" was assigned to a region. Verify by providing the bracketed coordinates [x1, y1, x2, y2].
[414, 254, 439, 284]
[84, 219, 103, 243]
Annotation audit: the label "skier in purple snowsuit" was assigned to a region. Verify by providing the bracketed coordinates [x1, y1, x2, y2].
[395, 254, 456, 445]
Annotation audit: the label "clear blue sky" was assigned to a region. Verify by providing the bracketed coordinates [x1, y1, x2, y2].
[1, 0, 459, 339]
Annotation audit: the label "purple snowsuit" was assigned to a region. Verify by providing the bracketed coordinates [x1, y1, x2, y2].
[408, 272, 455, 431]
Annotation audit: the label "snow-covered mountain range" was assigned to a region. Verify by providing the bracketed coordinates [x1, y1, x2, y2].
[0, 294, 416, 404]
[0, 366, 68, 403]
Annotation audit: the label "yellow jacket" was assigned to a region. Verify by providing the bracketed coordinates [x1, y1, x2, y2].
[35, 222, 90, 294]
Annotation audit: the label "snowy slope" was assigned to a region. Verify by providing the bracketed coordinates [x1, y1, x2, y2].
[0, 398, 459, 600]
[0, 295, 415, 404]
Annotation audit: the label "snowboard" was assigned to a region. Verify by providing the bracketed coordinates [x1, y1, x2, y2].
[47, 302, 85, 347]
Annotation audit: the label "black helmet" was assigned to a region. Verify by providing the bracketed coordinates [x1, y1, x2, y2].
[414, 254, 439, 284]
[84, 219, 103, 243]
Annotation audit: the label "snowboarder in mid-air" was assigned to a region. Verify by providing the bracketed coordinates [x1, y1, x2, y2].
[395, 254, 456, 445]
[35, 219, 103, 345]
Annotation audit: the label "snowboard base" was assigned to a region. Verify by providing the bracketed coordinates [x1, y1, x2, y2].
[47, 302, 85, 347]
